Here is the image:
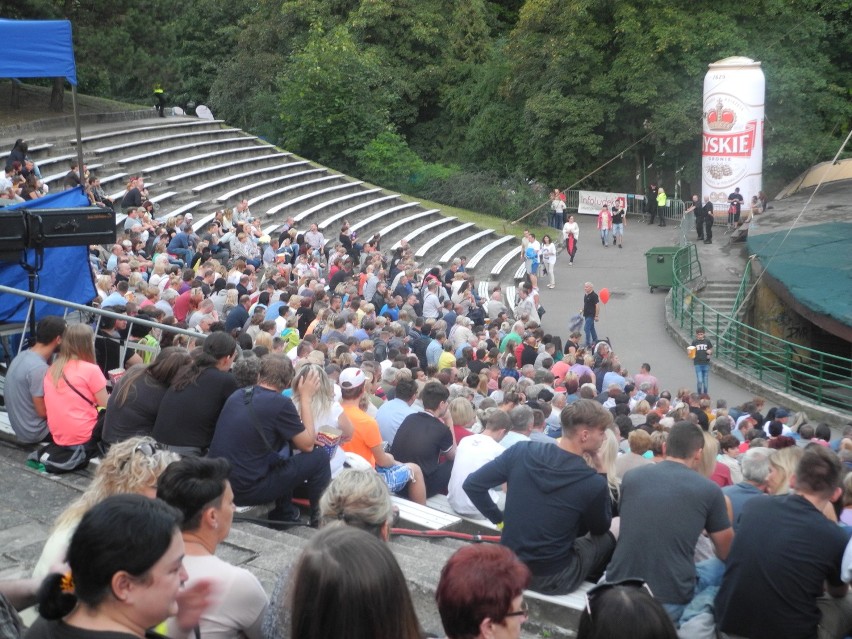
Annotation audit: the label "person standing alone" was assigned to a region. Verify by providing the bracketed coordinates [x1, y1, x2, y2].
[656, 186, 668, 227]
[691, 327, 713, 394]
[702, 196, 715, 244]
[611, 201, 626, 248]
[550, 189, 567, 229]
[597, 205, 612, 248]
[727, 187, 744, 229]
[581, 282, 600, 347]
[563, 214, 579, 265]
[647, 184, 659, 225]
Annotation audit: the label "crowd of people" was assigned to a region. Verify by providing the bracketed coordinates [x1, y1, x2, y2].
[4, 140, 852, 639]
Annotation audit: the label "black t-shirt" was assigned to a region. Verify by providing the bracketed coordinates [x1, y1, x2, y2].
[728, 191, 744, 212]
[152, 367, 239, 448]
[583, 291, 599, 318]
[715, 494, 848, 639]
[520, 344, 538, 367]
[296, 307, 315, 338]
[390, 411, 453, 478]
[329, 267, 351, 291]
[701, 200, 714, 219]
[611, 209, 624, 224]
[691, 337, 712, 364]
[103, 374, 168, 443]
[208, 386, 305, 494]
[468, 359, 488, 375]
[95, 332, 133, 375]
[689, 406, 709, 430]
[121, 187, 142, 209]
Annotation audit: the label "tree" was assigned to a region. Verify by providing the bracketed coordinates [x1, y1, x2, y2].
[278, 24, 394, 171]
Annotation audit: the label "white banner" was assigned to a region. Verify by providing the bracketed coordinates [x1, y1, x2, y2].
[577, 191, 628, 216]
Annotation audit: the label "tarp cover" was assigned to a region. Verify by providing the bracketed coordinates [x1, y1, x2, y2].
[0, 187, 97, 323]
[0, 19, 77, 85]
[747, 222, 852, 328]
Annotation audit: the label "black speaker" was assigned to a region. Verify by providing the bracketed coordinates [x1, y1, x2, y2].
[25, 207, 116, 248]
[0, 210, 28, 258]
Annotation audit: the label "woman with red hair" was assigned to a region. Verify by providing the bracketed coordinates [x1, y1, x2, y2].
[436, 544, 531, 639]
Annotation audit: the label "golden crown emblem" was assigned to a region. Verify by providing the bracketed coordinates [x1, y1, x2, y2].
[706, 100, 736, 131]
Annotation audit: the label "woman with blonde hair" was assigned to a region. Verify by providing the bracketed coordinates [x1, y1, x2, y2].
[94, 274, 113, 303]
[584, 429, 620, 514]
[767, 445, 804, 495]
[630, 399, 651, 426]
[768, 445, 836, 521]
[148, 258, 169, 289]
[292, 363, 353, 477]
[449, 396, 477, 442]
[318, 469, 394, 538]
[669, 402, 690, 422]
[32, 436, 178, 578]
[44, 324, 108, 449]
[222, 288, 239, 317]
[697, 430, 733, 487]
[254, 330, 273, 351]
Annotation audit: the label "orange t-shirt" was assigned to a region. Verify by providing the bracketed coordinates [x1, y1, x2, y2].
[340, 404, 381, 468]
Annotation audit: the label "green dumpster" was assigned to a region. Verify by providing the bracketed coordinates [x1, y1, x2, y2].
[644, 246, 680, 292]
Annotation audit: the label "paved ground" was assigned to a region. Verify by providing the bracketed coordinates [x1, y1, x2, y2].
[535, 213, 754, 408]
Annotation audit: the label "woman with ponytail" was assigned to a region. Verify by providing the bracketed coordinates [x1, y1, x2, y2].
[27, 494, 212, 639]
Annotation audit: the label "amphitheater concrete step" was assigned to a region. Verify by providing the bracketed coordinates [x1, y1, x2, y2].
[2, 432, 579, 638]
[1, 112, 528, 291]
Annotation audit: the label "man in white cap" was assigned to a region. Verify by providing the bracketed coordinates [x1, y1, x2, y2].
[338, 367, 427, 504]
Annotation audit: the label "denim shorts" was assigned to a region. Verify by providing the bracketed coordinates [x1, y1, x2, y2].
[377, 463, 413, 493]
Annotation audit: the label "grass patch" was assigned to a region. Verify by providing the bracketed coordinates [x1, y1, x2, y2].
[394, 192, 556, 241]
[0, 81, 146, 128]
[276, 146, 558, 241]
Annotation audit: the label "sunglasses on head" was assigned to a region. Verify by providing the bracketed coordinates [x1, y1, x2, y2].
[585, 579, 654, 618]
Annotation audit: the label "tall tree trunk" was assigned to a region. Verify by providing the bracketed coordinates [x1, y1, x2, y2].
[50, 77, 65, 112]
[9, 80, 20, 109]
[50, 0, 75, 112]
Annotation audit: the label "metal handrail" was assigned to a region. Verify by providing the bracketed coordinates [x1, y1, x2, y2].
[0, 284, 206, 360]
[669, 250, 852, 409]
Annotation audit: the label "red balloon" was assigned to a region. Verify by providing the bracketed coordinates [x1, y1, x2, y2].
[599, 288, 610, 304]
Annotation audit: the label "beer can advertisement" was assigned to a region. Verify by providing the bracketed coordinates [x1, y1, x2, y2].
[702, 57, 765, 210]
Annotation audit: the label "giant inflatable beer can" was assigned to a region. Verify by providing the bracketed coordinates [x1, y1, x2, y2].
[702, 57, 765, 211]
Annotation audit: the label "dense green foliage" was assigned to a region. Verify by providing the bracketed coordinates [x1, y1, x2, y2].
[11, 0, 852, 214]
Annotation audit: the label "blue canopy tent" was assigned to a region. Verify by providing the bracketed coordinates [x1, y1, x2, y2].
[0, 19, 78, 85]
[0, 19, 85, 180]
[0, 188, 98, 324]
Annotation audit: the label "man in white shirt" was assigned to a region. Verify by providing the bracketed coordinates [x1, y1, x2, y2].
[423, 280, 443, 320]
[304, 223, 325, 256]
[448, 410, 510, 518]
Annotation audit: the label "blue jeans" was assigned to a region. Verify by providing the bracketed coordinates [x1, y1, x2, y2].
[550, 212, 563, 229]
[695, 363, 710, 394]
[169, 247, 193, 266]
[600, 228, 609, 245]
[663, 603, 686, 626]
[584, 316, 598, 346]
